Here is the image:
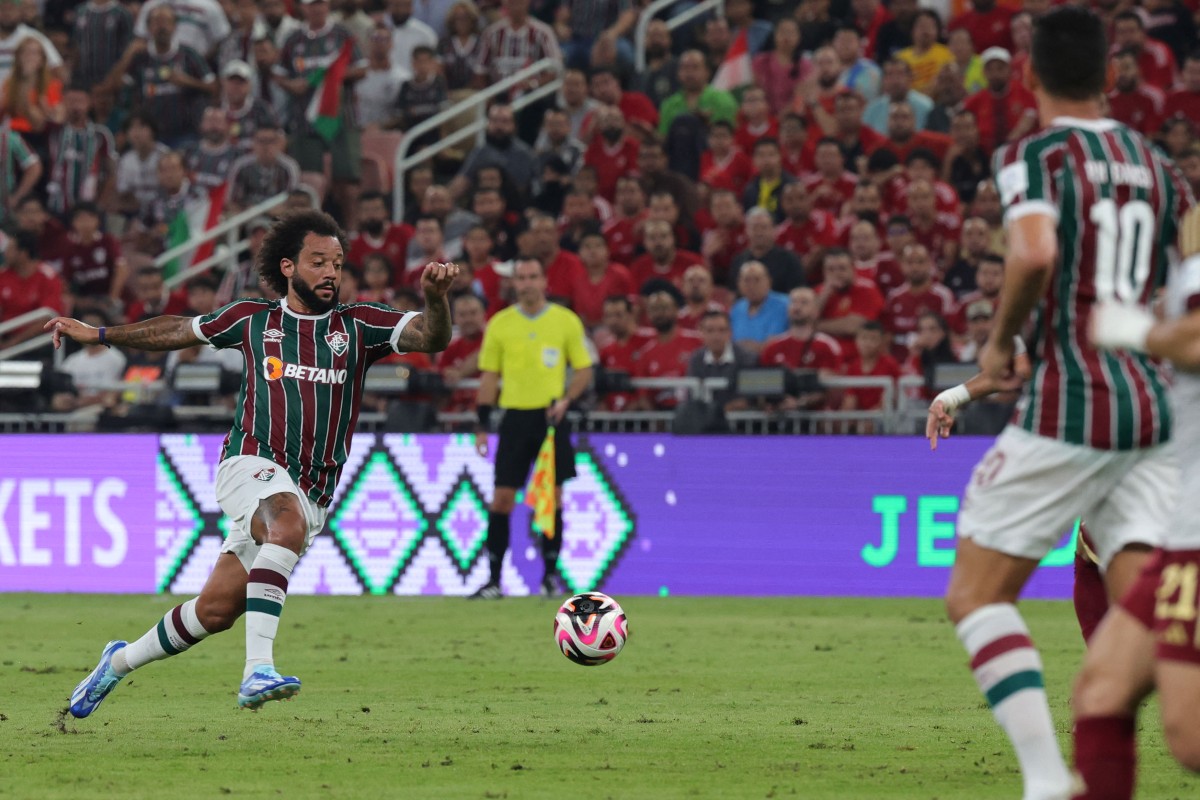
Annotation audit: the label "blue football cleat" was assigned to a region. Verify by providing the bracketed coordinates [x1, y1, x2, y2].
[69, 640, 127, 719]
[237, 668, 301, 710]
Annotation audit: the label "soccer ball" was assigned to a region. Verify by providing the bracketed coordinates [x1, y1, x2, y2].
[553, 592, 629, 666]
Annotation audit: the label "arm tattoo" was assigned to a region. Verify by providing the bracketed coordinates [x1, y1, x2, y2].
[396, 295, 453, 353]
[104, 315, 204, 351]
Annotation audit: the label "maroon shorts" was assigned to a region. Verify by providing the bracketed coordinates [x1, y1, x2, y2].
[1120, 548, 1200, 665]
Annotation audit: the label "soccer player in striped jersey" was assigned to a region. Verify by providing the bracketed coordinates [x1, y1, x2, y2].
[934, 7, 1190, 800]
[56, 211, 458, 715]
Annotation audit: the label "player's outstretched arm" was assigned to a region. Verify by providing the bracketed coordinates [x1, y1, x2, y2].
[396, 262, 459, 353]
[926, 361, 1028, 450]
[44, 315, 203, 352]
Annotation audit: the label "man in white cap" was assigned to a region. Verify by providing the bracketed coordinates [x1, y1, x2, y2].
[220, 59, 282, 151]
[962, 46, 1037, 153]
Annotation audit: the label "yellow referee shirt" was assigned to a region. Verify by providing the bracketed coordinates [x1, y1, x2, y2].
[478, 303, 593, 410]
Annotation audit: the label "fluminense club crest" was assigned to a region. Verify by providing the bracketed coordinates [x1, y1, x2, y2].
[325, 330, 349, 356]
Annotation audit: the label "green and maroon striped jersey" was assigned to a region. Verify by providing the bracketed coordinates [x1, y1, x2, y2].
[994, 117, 1193, 450]
[191, 298, 419, 506]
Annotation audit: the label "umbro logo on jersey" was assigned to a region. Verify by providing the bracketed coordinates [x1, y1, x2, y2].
[263, 356, 348, 385]
[253, 467, 276, 482]
[263, 328, 285, 343]
[324, 330, 349, 356]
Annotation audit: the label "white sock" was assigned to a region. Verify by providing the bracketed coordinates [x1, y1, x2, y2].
[244, 543, 299, 681]
[113, 598, 211, 676]
[956, 604, 1072, 800]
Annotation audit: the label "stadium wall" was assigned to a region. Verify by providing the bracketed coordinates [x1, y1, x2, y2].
[0, 434, 1076, 599]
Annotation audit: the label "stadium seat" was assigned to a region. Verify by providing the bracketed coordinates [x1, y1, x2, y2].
[300, 172, 328, 205]
[361, 130, 403, 175]
[360, 153, 392, 194]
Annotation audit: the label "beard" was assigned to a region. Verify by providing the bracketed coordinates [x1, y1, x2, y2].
[361, 218, 385, 236]
[651, 317, 675, 334]
[291, 271, 338, 314]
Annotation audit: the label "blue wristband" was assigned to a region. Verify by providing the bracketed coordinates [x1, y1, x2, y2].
[98, 326, 110, 348]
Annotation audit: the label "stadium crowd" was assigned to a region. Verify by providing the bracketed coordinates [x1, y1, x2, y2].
[1, 0, 1198, 425]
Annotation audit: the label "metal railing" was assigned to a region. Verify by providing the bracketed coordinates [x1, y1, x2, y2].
[155, 191, 289, 290]
[634, 0, 726, 73]
[392, 57, 566, 222]
[0, 307, 61, 364]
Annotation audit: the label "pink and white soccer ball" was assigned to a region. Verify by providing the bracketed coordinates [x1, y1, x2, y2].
[553, 592, 629, 666]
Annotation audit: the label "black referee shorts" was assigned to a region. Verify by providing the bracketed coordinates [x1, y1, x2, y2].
[494, 408, 577, 490]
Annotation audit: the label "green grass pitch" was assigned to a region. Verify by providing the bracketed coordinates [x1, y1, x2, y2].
[2, 594, 1198, 799]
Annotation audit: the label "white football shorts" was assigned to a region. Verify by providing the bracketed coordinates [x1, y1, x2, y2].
[214, 455, 328, 572]
[957, 425, 1176, 569]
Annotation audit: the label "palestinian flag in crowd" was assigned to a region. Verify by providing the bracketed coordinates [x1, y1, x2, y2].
[164, 182, 228, 280]
[712, 29, 752, 91]
[306, 39, 355, 143]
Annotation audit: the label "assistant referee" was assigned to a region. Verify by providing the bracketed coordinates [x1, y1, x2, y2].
[472, 257, 594, 599]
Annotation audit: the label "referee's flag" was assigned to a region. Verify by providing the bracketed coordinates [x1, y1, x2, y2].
[525, 427, 556, 538]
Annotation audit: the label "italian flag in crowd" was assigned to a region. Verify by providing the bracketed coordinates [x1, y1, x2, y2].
[525, 427, 557, 538]
[712, 29, 752, 91]
[164, 182, 228, 280]
[306, 39, 355, 143]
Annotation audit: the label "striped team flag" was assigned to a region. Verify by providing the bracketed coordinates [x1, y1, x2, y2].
[525, 426, 557, 538]
[712, 29, 752, 91]
[306, 39, 354, 143]
[164, 182, 228, 280]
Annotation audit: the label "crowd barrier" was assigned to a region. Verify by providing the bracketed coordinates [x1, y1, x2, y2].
[0, 434, 1077, 599]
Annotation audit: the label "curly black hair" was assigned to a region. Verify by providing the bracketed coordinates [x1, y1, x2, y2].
[257, 210, 345, 296]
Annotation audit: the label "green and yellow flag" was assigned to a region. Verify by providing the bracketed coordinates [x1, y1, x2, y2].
[525, 426, 556, 537]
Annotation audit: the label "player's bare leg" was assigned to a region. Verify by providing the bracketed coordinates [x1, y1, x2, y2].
[68, 538, 252, 718]
[1156, 661, 1200, 771]
[239, 492, 307, 709]
[946, 538, 1073, 800]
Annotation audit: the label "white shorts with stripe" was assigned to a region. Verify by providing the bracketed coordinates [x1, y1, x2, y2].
[957, 425, 1176, 569]
[214, 455, 328, 572]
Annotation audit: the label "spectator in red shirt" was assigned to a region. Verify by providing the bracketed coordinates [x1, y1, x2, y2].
[777, 182, 840, 280]
[633, 287, 704, 410]
[700, 189, 748, 285]
[589, 68, 658, 135]
[803, 138, 860, 215]
[760, 287, 844, 409]
[347, 191, 414, 276]
[904, 149, 962, 222]
[1111, 11, 1177, 91]
[355, 253, 396, 306]
[881, 242, 957, 360]
[528, 213, 588, 309]
[880, 101, 951, 164]
[906, 179, 961, 270]
[815, 247, 885, 360]
[14, 196, 67, 264]
[1165, 52, 1200, 130]
[603, 175, 648, 266]
[598, 295, 655, 411]
[648, 190, 701, 253]
[962, 48, 1036, 149]
[701, 120, 755, 197]
[0, 229, 66, 346]
[949, 0, 1014, 53]
[574, 231, 634, 328]
[124, 265, 188, 322]
[848, 218, 905, 298]
[1107, 48, 1165, 136]
[439, 293, 486, 412]
[734, 86, 779, 155]
[583, 104, 639, 202]
[840, 321, 902, 430]
[630, 219, 704, 290]
[780, 112, 815, 178]
[678, 264, 729, 331]
[59, 202, 128, 314]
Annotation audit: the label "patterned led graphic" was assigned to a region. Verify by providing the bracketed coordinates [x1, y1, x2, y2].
[328, 450, 427, 594]
[557, 451, 635, 594]
[434, 476, 489, 572]
[155, 452, 204, 593]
